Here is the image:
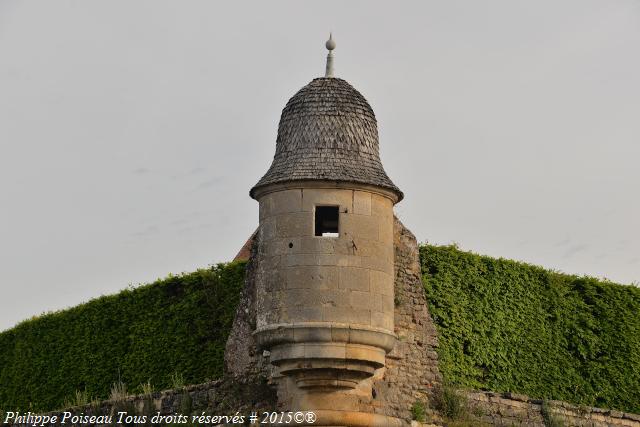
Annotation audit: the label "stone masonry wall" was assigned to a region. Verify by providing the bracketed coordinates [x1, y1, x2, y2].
[465, 391, 640, 427]
[9, 382, 640, 427]
[224, 230, 274, 385]
[5, 380, 275, 427]
[370, 217, 442, 422]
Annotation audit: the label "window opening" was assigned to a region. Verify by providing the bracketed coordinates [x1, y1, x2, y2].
[315, 206, 339, 237]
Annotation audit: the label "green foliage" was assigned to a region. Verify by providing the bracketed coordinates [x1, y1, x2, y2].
[0, 261, 246, 411]
[421, 245, 640, 413]
[109, 381, 128, 402]
[431, 384, 468, 421]
[410, 400, 426, 422]
[62, 389, 90, 409]
[140, 381, 154, 396]
[169, 371, 185, 390]
[541, 400, 565, 427]
[75, 389, 90, 407]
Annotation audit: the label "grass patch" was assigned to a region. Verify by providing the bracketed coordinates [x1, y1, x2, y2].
[109, 381, 127, 402]
[541, 400, 565, 427]
[411, 400, 426, 422]
[431, 384, 468, 421]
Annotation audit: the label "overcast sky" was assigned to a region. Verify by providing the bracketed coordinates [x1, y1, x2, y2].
[1, 1, 639, 331]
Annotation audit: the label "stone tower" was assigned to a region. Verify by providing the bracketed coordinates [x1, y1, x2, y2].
[249, 37, 407, 426]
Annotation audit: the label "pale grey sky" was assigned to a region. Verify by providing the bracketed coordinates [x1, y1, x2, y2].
[1, 1, 639, 331]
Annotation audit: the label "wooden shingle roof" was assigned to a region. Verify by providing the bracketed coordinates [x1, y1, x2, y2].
[250, 77, 402, 201]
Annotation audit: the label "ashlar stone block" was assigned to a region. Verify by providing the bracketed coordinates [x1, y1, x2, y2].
[351, 239, 387, 258]
[369, 293, 383, 312]
[371, 193, 393, 218]
[353, 191, 372, 215]
[362, 254, 394, 275]
[286, 306, 323, 323]
[378, 214, 394, 244]
[349, 290, 373, 311]
[370, 270, 393, 296]
[299, 236, 338, 254]
[371, 311, 393, 330]
[301, 188, 353, 213]
[285, 288, 351, 309]
[335, 254, 362, 267]
[381, 294, 395, 312]
[341, 213, 379, 241]
[263, 237, 301, 256]
[269, 189, 303, 215]
[259, 197, 272, 221]
[323, 306, 371, 325]
[283, 253, 350, 267]
[304, 342, 347, 359]
[284, 265, 339, 290]
[339, 267, 370, 292]
[275, 212, 313, 238]
[260, 217, 276, 242]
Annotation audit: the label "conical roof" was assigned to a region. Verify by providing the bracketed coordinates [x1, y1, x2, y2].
[250, 77, 403, 201]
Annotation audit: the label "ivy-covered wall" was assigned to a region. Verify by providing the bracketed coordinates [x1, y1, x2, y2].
[421, 245, 640, 413]
[0, 262, 245, 412]
[2, 246, 639, 414]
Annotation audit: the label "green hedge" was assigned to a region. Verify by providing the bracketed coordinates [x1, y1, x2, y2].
[3, 245, 639, 413]
[0, 261, 246, 411]
[421, 244, 640, 413]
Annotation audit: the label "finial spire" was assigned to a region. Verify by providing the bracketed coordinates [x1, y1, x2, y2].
[325, 33, 336, 78]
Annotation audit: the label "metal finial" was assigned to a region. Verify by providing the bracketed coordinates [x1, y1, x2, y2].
[325, 33, 335, 78]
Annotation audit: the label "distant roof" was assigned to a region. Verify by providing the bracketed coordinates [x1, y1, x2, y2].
[233, 229, 256, 262]
[250, 77, 403, 201]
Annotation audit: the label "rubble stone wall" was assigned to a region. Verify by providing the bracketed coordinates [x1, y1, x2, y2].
[5, 380, 276, 427]
[370, 217, 442, 421]
[466, 391, 640, 427]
